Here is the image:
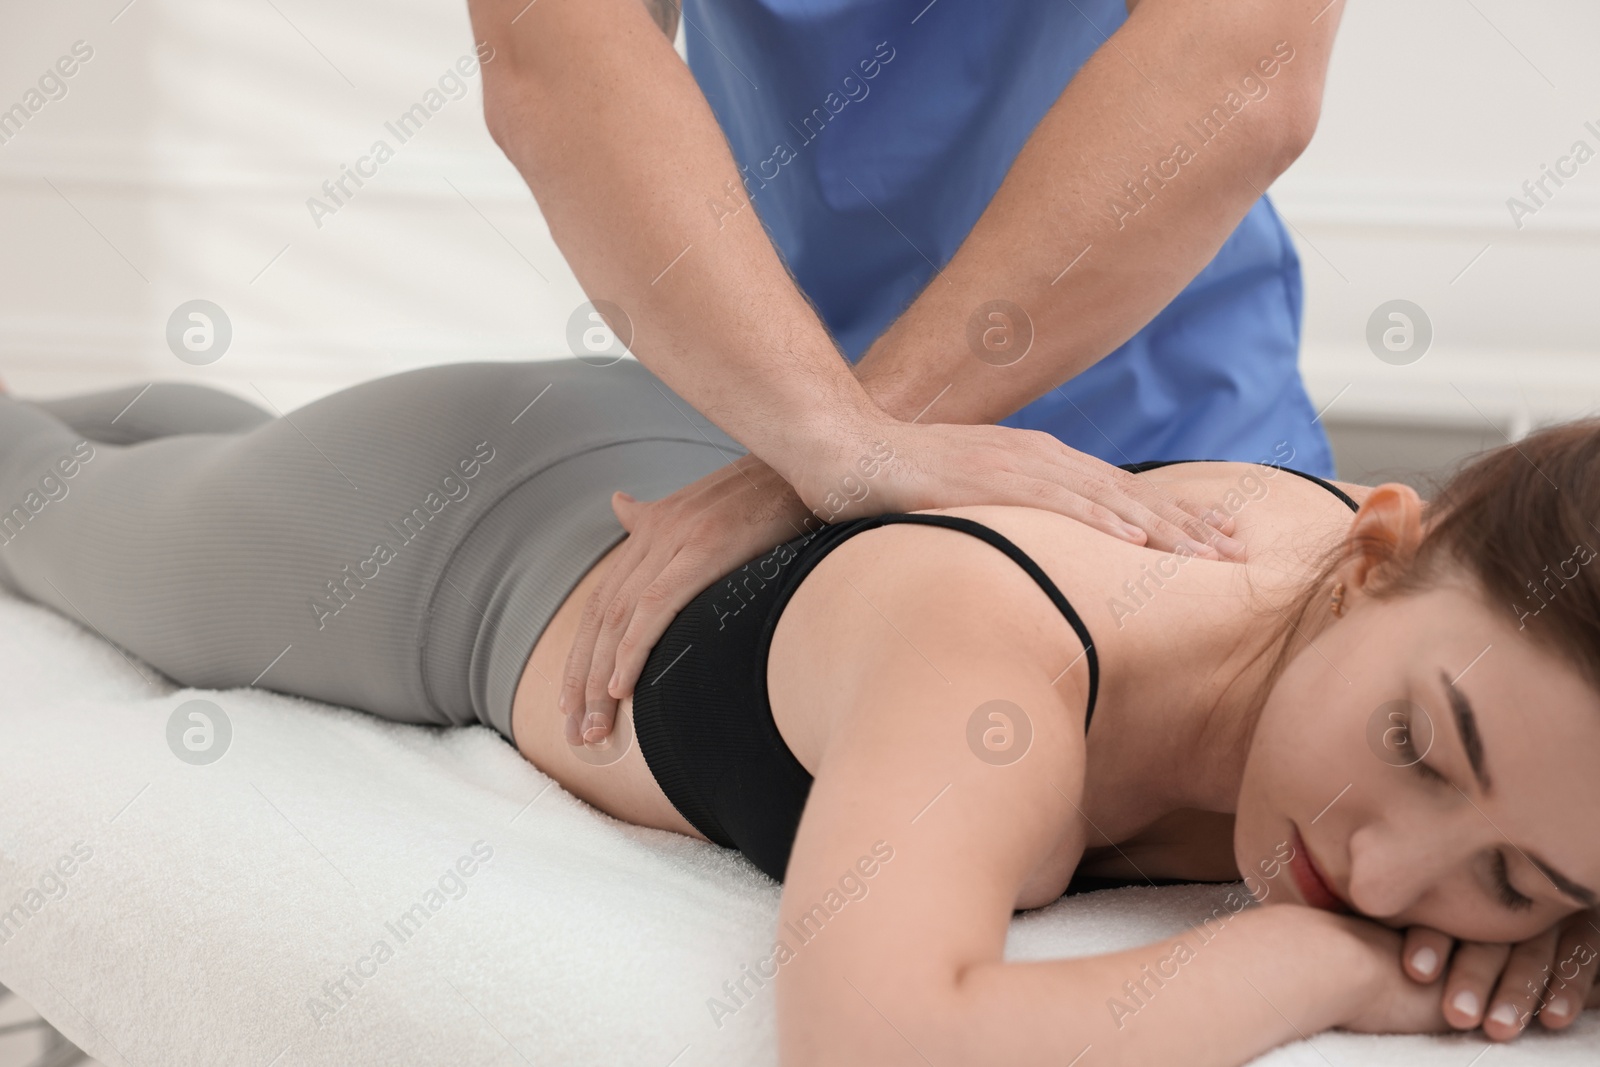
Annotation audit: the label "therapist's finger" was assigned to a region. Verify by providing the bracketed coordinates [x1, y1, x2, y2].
[1102, 473, 1248, 560]
[562, 585, 611, 743]
[1049, 472, 1230, 560]
[988, 471, 1230, 558]
[1177, 498, 1237, 537]
[1115, 496, 1247, 560]
[583, 547, 678, 740]
[562, 576, 609, 718]
[612, 491, 644, 533]
[582, 503, 725, 735]
[583, 517, 701, 739]
[561, 538, 647, 739]
[999, 444, 1244, 559]
[611, 547, 719, 700]
[581, 642, 622, 744]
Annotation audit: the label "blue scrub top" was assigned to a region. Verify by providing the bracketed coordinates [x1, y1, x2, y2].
[681, 0, 1336, 478]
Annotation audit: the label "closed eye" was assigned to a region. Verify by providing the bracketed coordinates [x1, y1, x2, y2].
[1398, 708, 1533, 911]
[1395, 709, 1447, 784]
[1492, 851, 1535, 912]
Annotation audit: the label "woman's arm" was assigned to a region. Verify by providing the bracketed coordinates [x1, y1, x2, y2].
[934, 909, 1409, 1067]
[768, 531, 1433, 1066]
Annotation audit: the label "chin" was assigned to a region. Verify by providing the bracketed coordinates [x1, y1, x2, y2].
[1229, 783, 1309, 906]
[1229, 776, 1273, 888]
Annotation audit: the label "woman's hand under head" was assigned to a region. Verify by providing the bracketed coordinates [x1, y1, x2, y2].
[1234, 481, 1600, 1036]
[1399, 909, 1600, 1038]
[1324, 906, 1599, 1039]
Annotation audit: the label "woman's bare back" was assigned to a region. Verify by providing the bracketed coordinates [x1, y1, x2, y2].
[510, 461, 1373, 867]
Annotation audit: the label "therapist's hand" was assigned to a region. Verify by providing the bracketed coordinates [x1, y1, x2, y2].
[560, 457, 810, 744]
[790, 418, 1248, 545]
[563, 421, 1244, 744]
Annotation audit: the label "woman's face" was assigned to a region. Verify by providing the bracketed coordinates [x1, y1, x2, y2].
[1235, 576, 1600, 942]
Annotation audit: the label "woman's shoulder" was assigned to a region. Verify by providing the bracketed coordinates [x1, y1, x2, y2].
[768, 511, 1098, 764]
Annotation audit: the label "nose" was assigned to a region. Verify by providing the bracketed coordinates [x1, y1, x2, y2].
[1343, 820, 1444, 920]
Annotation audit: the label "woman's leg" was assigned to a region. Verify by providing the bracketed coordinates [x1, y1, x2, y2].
[0, 360, 740, 730]
[0, 381, 452, 721]
[25, 382, 273, 445]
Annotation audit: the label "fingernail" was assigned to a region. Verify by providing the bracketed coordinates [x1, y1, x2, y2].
[1119, 521, 1145, 542]
[582, 712, 604, 743]
[1411, 946, 1439, 978]
[608, 669, 620, 694]
[1203, 508, 1229, 528]
[1178, 537, 1218, 559]
[1547, 995, 1572, 1018]
[557, 689, 567, 712]
[1451, 990, 1480, 1020]
[1488, 1002, 1521, 1029]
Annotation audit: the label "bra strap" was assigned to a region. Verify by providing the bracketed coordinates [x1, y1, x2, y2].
[864, 513, 1101, 732]
[1119, 458, 1360, 513]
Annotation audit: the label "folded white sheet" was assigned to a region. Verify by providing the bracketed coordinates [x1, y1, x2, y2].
[1, 587, 1594, 1066]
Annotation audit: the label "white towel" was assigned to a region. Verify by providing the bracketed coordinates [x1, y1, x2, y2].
[0, 589, 1593, 1066]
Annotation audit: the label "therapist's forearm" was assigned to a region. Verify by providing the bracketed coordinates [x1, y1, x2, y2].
[852, 0, 1344, 426]
[467, 0, 882, 492]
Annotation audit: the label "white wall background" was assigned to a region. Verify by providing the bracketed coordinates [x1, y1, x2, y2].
[1275, 0, 1600, 441]
[0, 0, 585, 412]
[1, 0, 1598, 475]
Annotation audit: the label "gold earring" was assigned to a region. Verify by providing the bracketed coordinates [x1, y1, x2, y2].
[1330, 581, 1346, 617]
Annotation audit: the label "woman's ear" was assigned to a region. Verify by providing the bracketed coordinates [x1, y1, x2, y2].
[1343, 482, 1427, 594]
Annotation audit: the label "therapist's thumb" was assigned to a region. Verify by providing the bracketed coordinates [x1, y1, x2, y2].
[612, 491, 645, 533]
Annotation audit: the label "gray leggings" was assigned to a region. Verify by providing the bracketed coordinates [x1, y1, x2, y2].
[0, 360, 739, 741]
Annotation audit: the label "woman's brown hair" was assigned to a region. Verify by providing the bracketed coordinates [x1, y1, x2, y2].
[1246, 418, 1600, 709]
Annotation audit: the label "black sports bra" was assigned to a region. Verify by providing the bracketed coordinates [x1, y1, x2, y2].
[631, 459, 1359, 882]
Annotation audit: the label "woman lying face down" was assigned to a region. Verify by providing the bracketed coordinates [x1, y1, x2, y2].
[513, 421, 1600, 1067]
[4, 362, 1594, 1065]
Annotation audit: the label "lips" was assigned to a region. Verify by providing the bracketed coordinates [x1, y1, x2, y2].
[1288, 826, 1350, 913]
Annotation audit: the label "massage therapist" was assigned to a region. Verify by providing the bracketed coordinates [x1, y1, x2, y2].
[463, 0, 1347, 742]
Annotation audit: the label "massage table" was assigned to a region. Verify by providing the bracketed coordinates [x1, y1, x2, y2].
[1, 585, 1594, 1066]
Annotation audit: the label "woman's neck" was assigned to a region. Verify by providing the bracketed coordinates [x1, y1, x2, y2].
[1082, 540, 1340, 833]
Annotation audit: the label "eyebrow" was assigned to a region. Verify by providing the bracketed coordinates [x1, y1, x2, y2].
[1437, 669, 1600, 909]
[1438, 670, 1490, 792]
[1530, 855, 1600, 909]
